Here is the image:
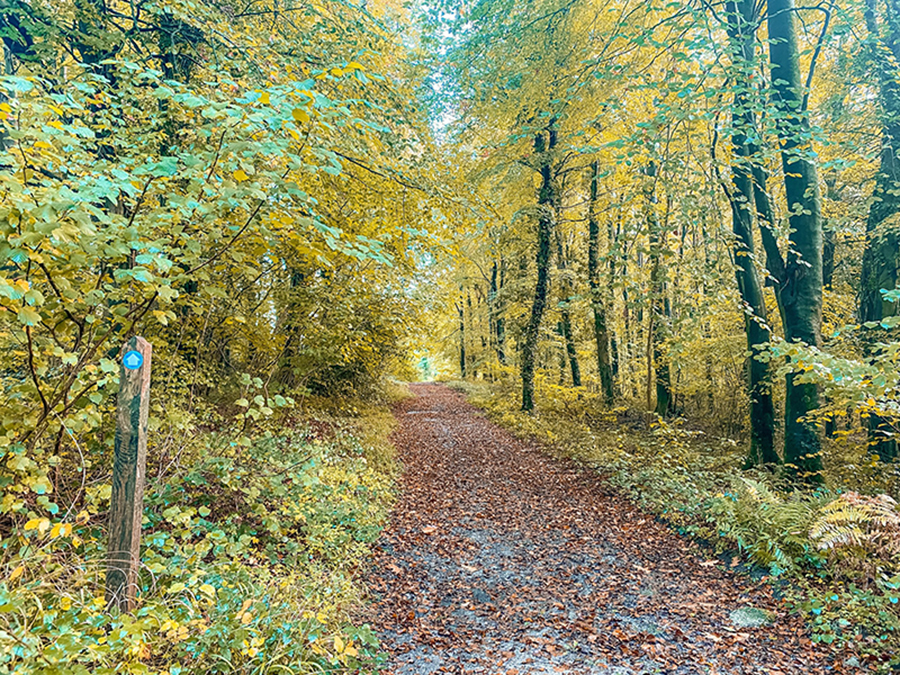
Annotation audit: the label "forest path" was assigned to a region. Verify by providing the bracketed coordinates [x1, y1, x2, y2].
[364, 384, 841, 675]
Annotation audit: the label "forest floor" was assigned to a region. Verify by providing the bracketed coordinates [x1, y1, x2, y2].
[364, 383, 854, 675]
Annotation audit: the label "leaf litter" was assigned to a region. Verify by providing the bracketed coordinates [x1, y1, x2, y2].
[363, 384, 858, 674]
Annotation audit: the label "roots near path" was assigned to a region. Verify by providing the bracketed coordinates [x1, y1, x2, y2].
[366, 384, 842, 674]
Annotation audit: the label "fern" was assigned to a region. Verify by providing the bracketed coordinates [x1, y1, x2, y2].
[810, 492, 900, 577]
[710, 478, 825, 574]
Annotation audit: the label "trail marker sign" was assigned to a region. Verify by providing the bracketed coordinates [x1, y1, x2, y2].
[105, 336, 152, 612]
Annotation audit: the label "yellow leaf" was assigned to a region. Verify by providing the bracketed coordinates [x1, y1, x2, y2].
[292, 108, 310, 124]
[76, 510, 90, 524]
[259, 92, 270, 105]
[199, 583, 216, 597]
[33, 141, 52, 150]
[241, 611, 253, 624]
[233, 169, 250, 182]
[8, 565, 24, 582]
[330, 68, 344, 77]
[345, 61, 364, 71]
[59, 596, 72, 610]
[334, 635, 344, 653]
[25, 518, 50, 535]
[344, 644, 358, 657]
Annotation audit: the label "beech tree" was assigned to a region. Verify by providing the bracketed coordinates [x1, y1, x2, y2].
[859, 0, 900, 461]
[427, 0, 899, 476]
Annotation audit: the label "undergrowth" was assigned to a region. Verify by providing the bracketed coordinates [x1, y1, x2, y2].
[0, 397, 401, 674]
[451, 377, 900, 671]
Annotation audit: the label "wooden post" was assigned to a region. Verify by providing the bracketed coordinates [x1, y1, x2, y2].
[106, 336, 152, 612]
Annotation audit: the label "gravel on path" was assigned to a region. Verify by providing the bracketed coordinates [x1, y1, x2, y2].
[364, 383, 850, 675]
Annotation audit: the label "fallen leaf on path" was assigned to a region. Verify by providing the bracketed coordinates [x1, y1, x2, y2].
[362, 384, 851, 675]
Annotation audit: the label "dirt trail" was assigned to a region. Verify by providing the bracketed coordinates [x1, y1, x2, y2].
[365, 384, 845, 674]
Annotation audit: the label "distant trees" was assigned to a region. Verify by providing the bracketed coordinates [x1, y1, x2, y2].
[429, 0, 900, 476]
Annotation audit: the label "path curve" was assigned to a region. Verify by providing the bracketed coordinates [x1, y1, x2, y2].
[365, 384, 843, 674]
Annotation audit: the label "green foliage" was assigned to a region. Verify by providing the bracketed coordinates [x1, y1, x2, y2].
[709, 479, 829, 575]
[0, 0, 440, 526]
[0, 406, 397, 674]
[0, 4, 429, 670]
[767, 332, 900, 442]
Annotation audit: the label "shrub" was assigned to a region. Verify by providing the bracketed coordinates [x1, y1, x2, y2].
[0, 409, 395, 674]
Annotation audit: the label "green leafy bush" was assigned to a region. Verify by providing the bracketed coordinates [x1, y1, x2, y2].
[0, 407, 396, 674]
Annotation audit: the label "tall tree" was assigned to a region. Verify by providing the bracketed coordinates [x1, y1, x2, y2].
[645, 161, 674, 417]
[495, 258, 508, 365]
[765, 0, 826, 481]
[555, 228, 582, 387]
[721, 0, 779, 466]
[588, 160, 615, 405]
[522, 124, 559, 411]
[859, 0, 900, 461]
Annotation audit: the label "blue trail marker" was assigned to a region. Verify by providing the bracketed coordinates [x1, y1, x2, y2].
[123, 350, 144, 370]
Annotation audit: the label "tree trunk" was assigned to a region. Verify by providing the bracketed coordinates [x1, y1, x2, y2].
[608, 221, 621, 387]
[822, 230, 836, 291]
[458, 301, 467, 378]
[621, 227, 637, 399]
[588, 161, 615, 404]
[489, 260, 499, 370]
[767, 0, 825, 481]
[555, 230, 582, 387]
[467, 290, 476, 378]
[557, 321, 568, 385]
[496, 258, 507, 365]
[856, 0, 900, 461]
[723, 0, 779, 466]
[522, 124, 558, 411]
[645, 162, 674, 417]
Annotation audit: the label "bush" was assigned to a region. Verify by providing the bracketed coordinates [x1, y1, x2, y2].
[0, 407, 396, 674]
